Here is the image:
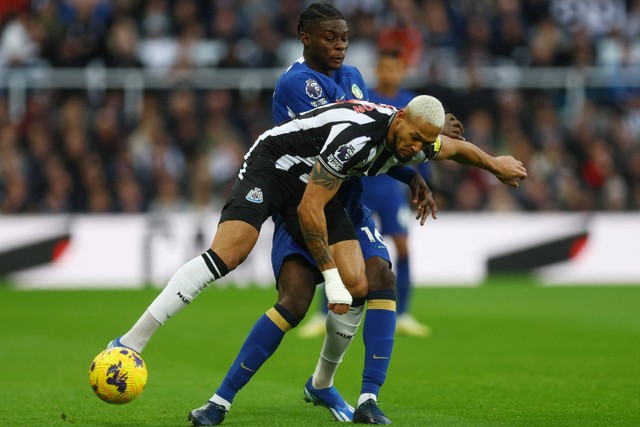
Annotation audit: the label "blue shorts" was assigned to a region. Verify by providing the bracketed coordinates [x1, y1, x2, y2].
[271, 210, 390, 280]
[361, 175, 410, 236]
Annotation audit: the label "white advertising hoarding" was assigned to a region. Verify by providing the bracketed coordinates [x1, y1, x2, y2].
[0, 213, 638, 289]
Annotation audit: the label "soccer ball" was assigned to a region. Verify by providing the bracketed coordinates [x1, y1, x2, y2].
[89, 347, 148, 404]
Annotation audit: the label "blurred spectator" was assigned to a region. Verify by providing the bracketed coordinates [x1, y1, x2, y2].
[208, 5, 239, 41]
[148, 172, 187, 213]
[105, 16, 143, 68]
[528, 16, 567, 66]
[421, 0, 462, 51]
[490, 0, 529, 65]
[61, 126, 92, 209]
[550, 0, 627, 37]
[137, 0, 177, 73]
[165, 86, 200, 159]
[273, 0, 303, 39]
[52, 0, 112, 67]
[377, 0, 424, 71]
[462, 13, 494, 66]
[113, 169, 145, 213]
[172, 0, 202, 38]
[0, 9, 43, 68]
[0, 0, 29, 24]
[40, 155, 73, 212]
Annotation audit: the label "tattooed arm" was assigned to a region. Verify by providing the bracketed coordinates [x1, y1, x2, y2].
[297, 161, 343, 271]
[297, 161, 352, 313]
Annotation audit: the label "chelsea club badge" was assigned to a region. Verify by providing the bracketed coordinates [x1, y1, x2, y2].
[351, 84, 363, 99]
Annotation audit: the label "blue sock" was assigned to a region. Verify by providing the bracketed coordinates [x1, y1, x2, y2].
[395, 256, 410, 315]
[361, 290, 396, 397]
[216, 305, 295, 402]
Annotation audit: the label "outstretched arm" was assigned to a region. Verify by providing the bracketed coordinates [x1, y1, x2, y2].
[436, 135, 528, 187]
[297, 161, 352, 313]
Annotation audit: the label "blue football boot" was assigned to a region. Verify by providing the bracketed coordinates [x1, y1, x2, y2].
[106, 336, 127, 349]
[106, 336, 140, 353]
[188, 401, 228, 426]
[353, 398, 392, 424]
[303, 376, 354, 422]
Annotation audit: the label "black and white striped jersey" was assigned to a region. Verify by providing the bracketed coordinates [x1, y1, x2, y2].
[238, 100, 441, 184]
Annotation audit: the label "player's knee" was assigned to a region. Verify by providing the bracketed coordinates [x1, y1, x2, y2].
[275, 259, 318, 319]
[210, 249, 243, 271]
[345, 277, 368, 298]
[366, 258, 396, 292]
[340, 265, 368, 297]
[277, 293, 312, 320]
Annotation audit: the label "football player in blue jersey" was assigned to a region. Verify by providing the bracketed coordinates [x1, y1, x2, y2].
[361, 50, 448, 337]
[271, 4, 394, 424]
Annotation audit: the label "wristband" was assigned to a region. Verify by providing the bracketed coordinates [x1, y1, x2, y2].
[322, 268, 353, 305]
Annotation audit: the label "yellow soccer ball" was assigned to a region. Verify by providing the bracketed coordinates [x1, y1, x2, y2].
[89, 347, 148, 404]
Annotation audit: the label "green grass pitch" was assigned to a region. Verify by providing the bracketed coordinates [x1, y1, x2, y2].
[0, 278, 638, 426]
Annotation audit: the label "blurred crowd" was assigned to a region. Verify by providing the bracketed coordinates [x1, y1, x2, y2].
[0, 0, 639, 214]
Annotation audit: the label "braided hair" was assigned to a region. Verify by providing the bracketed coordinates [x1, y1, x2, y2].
[297, 3, 345, 38]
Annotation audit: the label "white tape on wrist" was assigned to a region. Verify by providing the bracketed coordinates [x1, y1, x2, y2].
[322, 268, 353, 305]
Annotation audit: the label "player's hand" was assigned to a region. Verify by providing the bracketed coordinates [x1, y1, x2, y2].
[415, 188, 438, 225]
[327, 302, 350, 315]
[441, 113, 465, 140]
[409, 173, 438, 225]
[494, 156, 527, 187]
[323, 268, 352, 315]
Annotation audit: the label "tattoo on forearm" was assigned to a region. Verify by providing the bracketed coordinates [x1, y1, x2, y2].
[301, 228, 332, 268]
[310, 163, 342, 191]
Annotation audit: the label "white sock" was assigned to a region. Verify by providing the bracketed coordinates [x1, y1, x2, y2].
[120, 311, 160, 353]
[120, 255, 218, 353]
[210, 394, 231, 411]
[358, 393, 377, 407]
[147, 255, 217, 323]
[312, 304, 364, 389]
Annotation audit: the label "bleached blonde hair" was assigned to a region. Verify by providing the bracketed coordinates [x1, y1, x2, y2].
[404, 95, 445, 130]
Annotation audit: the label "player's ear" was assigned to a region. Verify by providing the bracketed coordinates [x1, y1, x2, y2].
[300, 32, 311, 46]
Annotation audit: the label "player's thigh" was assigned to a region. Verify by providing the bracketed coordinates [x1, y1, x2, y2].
[210, 220, 259, 270]
[356, 216, 392, 264]
[330, 239, 368, 297]
[355, 217, 395, 292]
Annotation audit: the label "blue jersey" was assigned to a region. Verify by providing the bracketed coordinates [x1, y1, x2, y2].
[273, 57, 368, 124]
[270, 57, 390, 279]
